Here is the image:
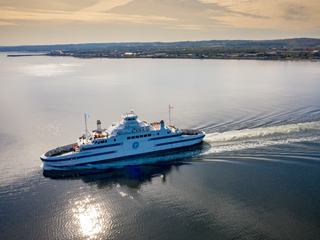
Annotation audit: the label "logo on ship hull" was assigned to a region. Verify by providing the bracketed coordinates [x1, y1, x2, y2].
[132, 142, 139, 149]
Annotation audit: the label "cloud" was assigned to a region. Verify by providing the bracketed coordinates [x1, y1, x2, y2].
[282, 3, 308, 21]
[107, 0, 231, 29]
[0, 21, 15, 26]
[0, 7, 177, 24]
[1, 0, 320, 31]
[199, 0, 320, 20]
[1, 0, 320, 46]
[165, 25, 206, 30]
[199, 0, 320, 31]
[0, 0, 97, 12]
[82, 0, 134, 12]
[106, 0, 320, 31]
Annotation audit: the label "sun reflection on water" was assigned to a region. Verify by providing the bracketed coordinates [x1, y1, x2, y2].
[23, 63, 79, 77]
[72, 197, 107, 239]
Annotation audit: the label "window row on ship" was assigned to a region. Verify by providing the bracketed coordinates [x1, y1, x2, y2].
[127, 134, 152, 140]
[91, 129, 179, 146]
[92, 133, 156, 144]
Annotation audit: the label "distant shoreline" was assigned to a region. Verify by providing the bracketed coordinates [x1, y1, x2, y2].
[6, 53, 320, 61]
[7, 54, 46, 57]
[2, 38, 320, 61]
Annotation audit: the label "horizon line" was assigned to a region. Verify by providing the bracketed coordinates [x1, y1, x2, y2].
[1, 37, 320, 48]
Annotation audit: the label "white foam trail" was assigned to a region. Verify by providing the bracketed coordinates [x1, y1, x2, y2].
[201, 159, 244, 164]
[204, 121, 320, 142]
[202, 136, 320, 155]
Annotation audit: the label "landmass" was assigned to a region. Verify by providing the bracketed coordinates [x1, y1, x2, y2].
[2, 38, 320, 60]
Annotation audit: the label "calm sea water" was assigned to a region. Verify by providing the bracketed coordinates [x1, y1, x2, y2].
[1, 52, 320, 239]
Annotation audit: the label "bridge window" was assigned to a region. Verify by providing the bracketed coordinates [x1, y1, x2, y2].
[148, 134, 151, 137]
[127, 137, 130, 140]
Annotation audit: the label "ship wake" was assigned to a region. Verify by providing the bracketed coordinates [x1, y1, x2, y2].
[43, 121, 320, 171]
[202, 121, 320, 154]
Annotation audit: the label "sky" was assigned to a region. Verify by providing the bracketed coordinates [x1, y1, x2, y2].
[1, 0, 320, 46]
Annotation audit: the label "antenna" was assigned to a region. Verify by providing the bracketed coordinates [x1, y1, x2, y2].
[169, 105, 174, 125]
[84, 113, 90, 141]
[169, 105, 171, 125]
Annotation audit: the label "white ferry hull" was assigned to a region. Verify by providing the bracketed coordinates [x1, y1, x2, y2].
[41, 133, 205, 168]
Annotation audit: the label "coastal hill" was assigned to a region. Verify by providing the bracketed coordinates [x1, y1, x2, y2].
[1, 38, 320, 52]
[1, 38, 320, 60]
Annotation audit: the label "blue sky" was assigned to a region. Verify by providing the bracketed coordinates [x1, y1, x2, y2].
[1, 0, 320, 45]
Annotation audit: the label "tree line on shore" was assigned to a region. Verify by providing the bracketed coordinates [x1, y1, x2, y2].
[2, 38, 320, 60]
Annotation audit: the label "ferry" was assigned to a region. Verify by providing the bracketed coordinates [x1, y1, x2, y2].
[40, 109, 205, 167]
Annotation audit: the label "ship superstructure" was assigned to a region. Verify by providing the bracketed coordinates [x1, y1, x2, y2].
[40, 110, 205, 167]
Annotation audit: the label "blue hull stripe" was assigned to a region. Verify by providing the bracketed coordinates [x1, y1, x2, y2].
[42, 150, 116, 162]
[43, 141, 204, 166]
[82, 143, 122, 151]
[41, 135, 204, 164]
[156, 136, 204, 147]
[149, 134, 181, 141]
